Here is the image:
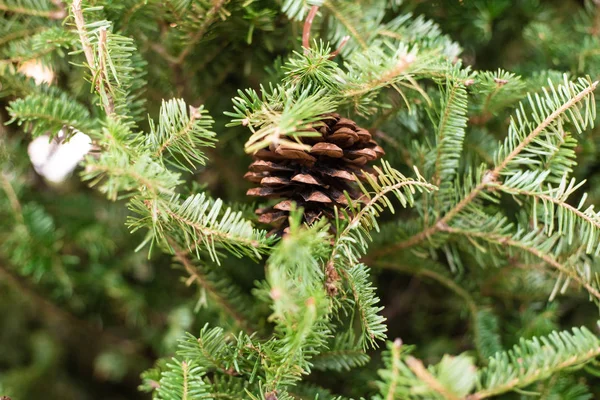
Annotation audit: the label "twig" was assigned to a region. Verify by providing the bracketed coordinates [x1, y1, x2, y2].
[302, 6, 349, 60]
[302, 5, 319, 51]
[171, 243, 254, 333]
[331, 179, 437, 266]
[406, 356, 461, 400]
[97, 28, 115, 115]
[466, 343, 600, 399]
[1, 173, 23, 223]
[385, 338, 402, 400]
[328, 35, 350, 59]
[71, 0, 115, 116]
[71, 0, 95, 74]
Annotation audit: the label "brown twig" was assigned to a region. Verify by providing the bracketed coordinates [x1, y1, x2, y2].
[302, 5, 319, 51]
[71, 0, 95, 73]
[302, 6, 348, 59]
[71, 0, 115, 116]
[328, 35, 350, 59]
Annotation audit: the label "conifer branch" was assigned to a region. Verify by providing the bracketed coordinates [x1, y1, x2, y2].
[172, 246, 253, 333]
[405, 356, 461, 400]
[490, 80, 598, 177]
[322, 1, 367, 50]
[175, 0, 228, 64]
[159, 194, 270, 262]
[440, 226, 600, 301]
[0, 1, 66, 19]
[468, 326, 600, 399]
[372, 78, 598, 257]
[492, 180, 600, 253]
[71, 0, 95, 80]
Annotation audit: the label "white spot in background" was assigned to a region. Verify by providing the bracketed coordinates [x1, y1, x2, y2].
[18, 60, 55, 85]
[28, 130, 92, 184]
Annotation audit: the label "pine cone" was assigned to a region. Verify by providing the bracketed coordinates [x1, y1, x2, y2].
[244, 113, 385, 235]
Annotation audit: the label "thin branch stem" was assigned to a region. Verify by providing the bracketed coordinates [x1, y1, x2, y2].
[328, 35, 350, 59]
[171, 245, 253, 333]
[71, 0, 115, 116]
[302, 5, 319, 51]
[154, 106, 198, 157]
[165, 207, 263, 251]
[385, 338, 402, 400]
[331, 179, 436, 264]
[406, 356, 460, 400]
[71, 0, 95, 74]
[1, 173, 23, 223]
[491, 81, 598, 175]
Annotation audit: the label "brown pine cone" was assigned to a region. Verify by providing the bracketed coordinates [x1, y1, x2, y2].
[244, 113, 385, 235]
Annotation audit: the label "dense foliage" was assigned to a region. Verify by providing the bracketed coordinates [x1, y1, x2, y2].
[2, 0, 600, 399]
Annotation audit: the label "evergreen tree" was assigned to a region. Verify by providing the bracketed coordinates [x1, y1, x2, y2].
[2, 0, 600, 399]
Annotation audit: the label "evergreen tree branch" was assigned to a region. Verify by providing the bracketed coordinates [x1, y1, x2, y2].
[157, 358, 209, 400]
[432, 79, 468, 187]
[440, 225, 600, 301]
[372, 78, 598, 258]
[383, 338, 402, 400]
[171, 245, 254, 333]
[468, 325, 600, 399]
[405, 356, 461, 400]
[491, 80, 598, 176]
[329, 162, 435, 348]
[0, 1, 66, 19]
[157, 194, 270, 262]
[489, 173, 600, 254]
[322, 1, 367, 50]
[175, 0, 229, 64]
